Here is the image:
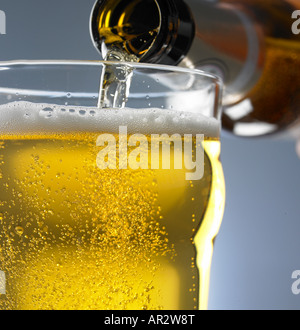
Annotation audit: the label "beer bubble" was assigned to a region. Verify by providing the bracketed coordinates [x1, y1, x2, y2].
[15, 226, 24, 236]
[39, 107, 54, 118]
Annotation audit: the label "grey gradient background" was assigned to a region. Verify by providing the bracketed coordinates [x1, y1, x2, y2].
[0, 0, 300, 310]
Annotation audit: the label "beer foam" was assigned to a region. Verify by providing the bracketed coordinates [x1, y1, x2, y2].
[0, 101, 220, 137]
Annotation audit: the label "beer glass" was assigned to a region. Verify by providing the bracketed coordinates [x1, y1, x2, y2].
[0, 60, 225, 310]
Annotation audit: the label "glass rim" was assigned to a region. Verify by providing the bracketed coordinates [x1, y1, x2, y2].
[0, 59, 223, 85]
[0, 59, 223, 122]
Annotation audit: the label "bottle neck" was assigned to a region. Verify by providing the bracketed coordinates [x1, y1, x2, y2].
[90, 0, 195, 65]
[146, 0, 195, 65]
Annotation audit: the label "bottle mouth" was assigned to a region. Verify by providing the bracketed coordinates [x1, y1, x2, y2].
[90, 0, 161, 61]
[90, 0, 195, 65]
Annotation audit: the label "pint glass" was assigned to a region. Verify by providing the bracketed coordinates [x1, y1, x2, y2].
[0, 61, 225, 310]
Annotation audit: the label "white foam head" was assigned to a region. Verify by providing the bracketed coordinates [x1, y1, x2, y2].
[0, 101, 220, 137]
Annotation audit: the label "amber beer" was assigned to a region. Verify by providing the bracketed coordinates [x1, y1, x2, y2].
[0, 101, 225, 310]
